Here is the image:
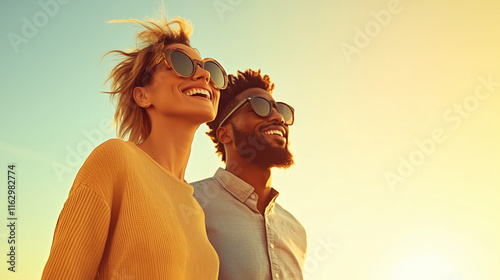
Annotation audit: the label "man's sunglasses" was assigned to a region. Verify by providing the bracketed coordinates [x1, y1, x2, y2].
[160, 49, 228, 89]
[218, 96, 295, 128]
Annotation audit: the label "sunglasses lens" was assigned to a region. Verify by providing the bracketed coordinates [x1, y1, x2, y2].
[251, 97, 272, 117]
[170, 51, 194, 77]
[204, 61, 226, 89]
[277, 103, 294, 125]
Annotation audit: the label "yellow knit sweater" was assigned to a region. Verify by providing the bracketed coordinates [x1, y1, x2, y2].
[42, 139, 219, 279]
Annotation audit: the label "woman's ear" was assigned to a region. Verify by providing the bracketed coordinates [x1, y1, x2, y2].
[216, 126, 233, 145]
[133, 87, 151, 108]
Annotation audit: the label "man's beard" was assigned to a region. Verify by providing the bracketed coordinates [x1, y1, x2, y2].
[232, 124, 294, 169]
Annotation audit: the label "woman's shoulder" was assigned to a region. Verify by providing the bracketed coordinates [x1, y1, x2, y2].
[74, 139, 134, 184]
[69, 139, 134, 205]
[93, 138, 131, 154]
[87, 138, 140, 162]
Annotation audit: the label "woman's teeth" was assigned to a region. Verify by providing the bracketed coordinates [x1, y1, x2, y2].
[184, 88, 211, 99]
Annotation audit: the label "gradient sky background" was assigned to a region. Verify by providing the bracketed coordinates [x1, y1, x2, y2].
[1, 0, 499, 279]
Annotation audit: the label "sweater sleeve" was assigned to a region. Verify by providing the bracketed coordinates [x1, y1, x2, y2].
[42, 184, 111, 280]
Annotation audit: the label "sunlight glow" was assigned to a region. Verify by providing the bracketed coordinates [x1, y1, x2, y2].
[389, 252, 457, 280]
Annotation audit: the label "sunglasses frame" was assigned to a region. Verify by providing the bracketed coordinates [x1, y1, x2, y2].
[159, 48, 228, 90]
[218, 95, 295, 128]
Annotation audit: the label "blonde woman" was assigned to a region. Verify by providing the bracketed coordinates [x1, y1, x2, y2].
[42, 16, 227, 279]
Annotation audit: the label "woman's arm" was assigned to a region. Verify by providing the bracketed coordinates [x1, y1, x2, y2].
[42, 184, 110, 279]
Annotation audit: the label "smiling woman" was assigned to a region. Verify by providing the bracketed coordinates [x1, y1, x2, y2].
[104, 18, 225, 144]
[41, 15, 228, 279]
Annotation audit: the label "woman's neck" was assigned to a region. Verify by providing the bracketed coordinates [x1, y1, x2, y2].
[137, 117, 199, 180]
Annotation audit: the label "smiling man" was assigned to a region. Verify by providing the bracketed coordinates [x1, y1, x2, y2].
[191, 69, 307, 280]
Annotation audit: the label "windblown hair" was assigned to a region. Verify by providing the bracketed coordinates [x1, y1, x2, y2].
[207, 69, 275, 162]
[105, 17, 193, 144]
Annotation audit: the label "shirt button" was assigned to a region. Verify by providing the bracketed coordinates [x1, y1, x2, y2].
[250, 194, 257, 200]
[270, 244, 275, 249]
[275, 273, 280, 278]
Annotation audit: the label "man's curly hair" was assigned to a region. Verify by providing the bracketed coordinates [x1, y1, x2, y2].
[206, 69, 275, 162]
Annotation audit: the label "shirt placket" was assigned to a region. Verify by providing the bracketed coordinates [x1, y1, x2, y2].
[265, 204, 281, 280]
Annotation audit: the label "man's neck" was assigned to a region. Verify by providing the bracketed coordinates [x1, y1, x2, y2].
[226, 160, 273, 215]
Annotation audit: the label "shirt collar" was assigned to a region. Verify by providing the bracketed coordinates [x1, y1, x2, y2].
[213, 168, 280, 204]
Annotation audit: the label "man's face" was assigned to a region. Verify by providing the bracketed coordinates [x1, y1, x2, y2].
[228, 88, 294, 168]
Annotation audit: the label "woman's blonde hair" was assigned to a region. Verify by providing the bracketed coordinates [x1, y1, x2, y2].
[105, 17, 193, 144]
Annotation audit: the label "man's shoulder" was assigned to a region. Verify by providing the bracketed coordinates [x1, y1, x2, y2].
[191, 176, 218, 188]
[274, 203, 307, 233]
[274, 203, 298, 220]
[273, 203, 308, 257]
[191, 168, 226, 189]
[190, 176, 226, 210]
[190, 176, 221, 196]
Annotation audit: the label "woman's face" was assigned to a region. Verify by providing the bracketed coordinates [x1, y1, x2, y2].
[137, 43, 221, 125]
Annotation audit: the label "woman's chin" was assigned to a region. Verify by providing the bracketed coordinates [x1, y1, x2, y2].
[186, 110, 217, 125]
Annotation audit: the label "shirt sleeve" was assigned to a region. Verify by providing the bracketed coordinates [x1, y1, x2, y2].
[42, 184, 111, 280]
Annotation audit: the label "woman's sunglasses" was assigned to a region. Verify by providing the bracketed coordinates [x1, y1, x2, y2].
[161, 49, 228, 89]
[218, 96, 295, 128]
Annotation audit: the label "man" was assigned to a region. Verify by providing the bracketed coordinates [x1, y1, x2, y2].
[192, 69, 307, 279]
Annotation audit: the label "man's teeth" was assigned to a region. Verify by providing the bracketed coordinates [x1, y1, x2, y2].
[264, 130, 284, 137]
[184, 88, 210, 99]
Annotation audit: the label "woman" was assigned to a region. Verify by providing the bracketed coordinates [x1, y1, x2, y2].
[42, 16, 227, 279]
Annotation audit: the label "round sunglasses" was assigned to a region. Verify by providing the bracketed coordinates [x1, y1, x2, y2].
[218, 96, 295, 128]
[160, 49, 228, 89]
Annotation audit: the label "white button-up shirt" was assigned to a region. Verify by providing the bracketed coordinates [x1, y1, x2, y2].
[192, 168, 307, 280]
